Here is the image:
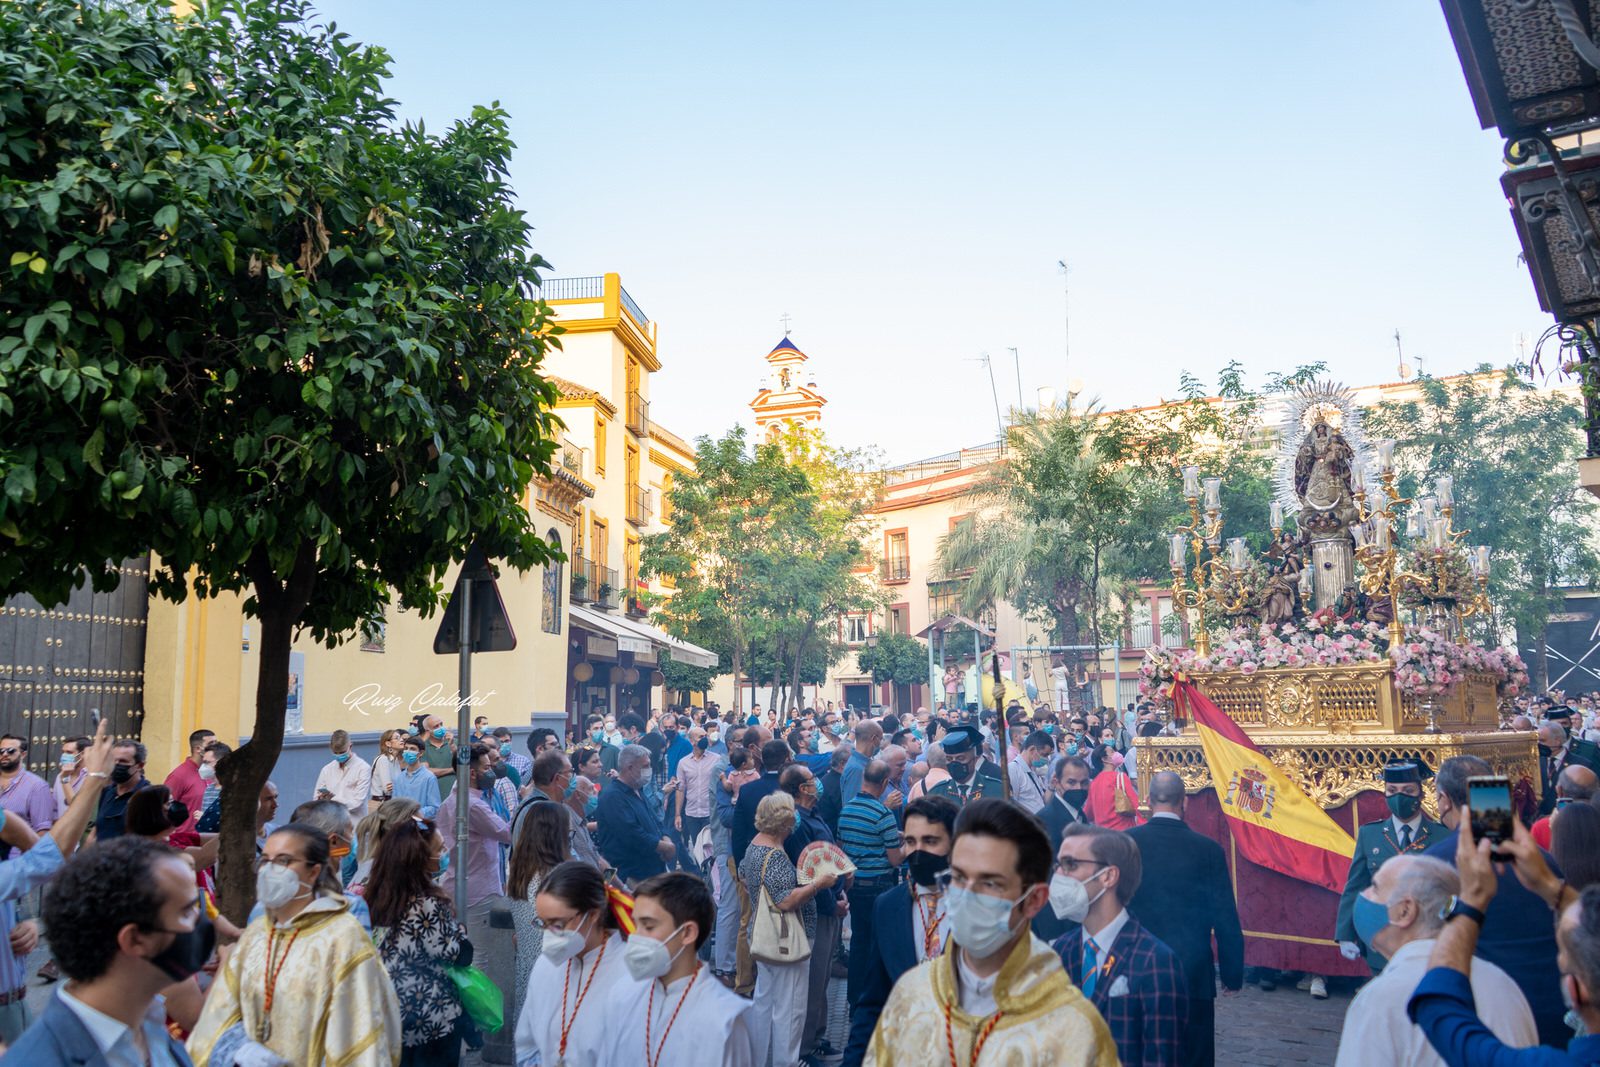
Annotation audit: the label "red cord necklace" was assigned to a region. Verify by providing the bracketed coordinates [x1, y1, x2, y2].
[557, 939, 607, 1058]
[944, 999, 1003, 1067]
[645, 965, 699, 1067]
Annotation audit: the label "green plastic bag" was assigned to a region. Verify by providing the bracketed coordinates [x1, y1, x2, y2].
[443, 964, 504, 1033]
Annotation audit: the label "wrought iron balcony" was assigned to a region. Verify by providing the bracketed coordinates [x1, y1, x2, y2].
[596, 566, 621, 611]
[620, 286, 651, 329]
[570, 556, 598, 602]
[627, 391, 650, 437]
[881, 558, 911, 582]
[541, 276, 604, 302]
[627, 486, 653, 527]
[558, 438, 585, 476]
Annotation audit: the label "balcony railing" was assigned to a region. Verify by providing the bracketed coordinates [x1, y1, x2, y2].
[626, 391, 650, 437]
[619, 286, 651, 329]
[627, 486, 653, 527]
[881, 558, 911, 582]
[1130, 620, 1153, 648]
[570, 556, 598, 602]
[596, 566, 621, 611]
[558, 438, 585, 476]
[541, 276, 604, 302]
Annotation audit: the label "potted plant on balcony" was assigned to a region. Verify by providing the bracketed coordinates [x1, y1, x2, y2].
[598, 581, 614, 602]
[571, 573, 589, 599]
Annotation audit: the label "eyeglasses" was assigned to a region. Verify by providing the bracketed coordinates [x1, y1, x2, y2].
[255, 854, 307, 870]
[531, 912, 586, 932]
[1054, 857, 1110, 875]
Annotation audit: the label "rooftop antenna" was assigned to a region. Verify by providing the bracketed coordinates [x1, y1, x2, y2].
[1008, 346, 1023, 413]
[970, 353, 1006, 446]
[1395, 329, 1409, 380]
[1057, 259, 1070, 377]
[780, 312, 792, 338]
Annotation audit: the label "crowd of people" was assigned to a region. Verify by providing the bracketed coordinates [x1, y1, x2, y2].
[0, 690, 1591, 1065]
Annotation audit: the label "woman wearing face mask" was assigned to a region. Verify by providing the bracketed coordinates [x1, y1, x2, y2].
[368, 728, 405, 813]
[365, 818, 471, 1066]
[739, 791, 837, 1067]
[513, 860, 630, 1067]
[1087, 748, 1143, 832]
[188, 823, 402, 1067]
[506, 803, 571, 1029]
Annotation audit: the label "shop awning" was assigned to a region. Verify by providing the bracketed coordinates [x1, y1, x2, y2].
[569, 605, 720, 669]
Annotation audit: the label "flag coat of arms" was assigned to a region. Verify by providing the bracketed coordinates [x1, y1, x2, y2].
[1172, 680, 1355, 892]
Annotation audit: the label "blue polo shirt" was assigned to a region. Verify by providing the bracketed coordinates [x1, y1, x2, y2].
[837, 794, 899, 882]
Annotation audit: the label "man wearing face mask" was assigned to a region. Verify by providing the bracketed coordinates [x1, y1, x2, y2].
[1334, 854, 1535, 1066]
[596, 744, 674, 885]
[843, 794, 959, 1067]
[4, 837, 202, 1066]
[313, 729, 371, 821]
[391, 736, 441, 819]
[1051, 824, 1187, 1067]
[1040, 755, 1094, 853]
[92, 740, 152, 843]
[1336, 759, 1443, 976]
[839, 760, 906, 1006]
[1007, 730, 1056, 815]
[420, 714, 456, 798]
[600, 872, 758, 1066]
[866, 798, 1117, 1066]
[927, 725, 1005, 807]
[584, 713, 621, 775]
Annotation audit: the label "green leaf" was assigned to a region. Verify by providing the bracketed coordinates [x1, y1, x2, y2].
[9, 252, 30, 267]
[27, 256, 45, 275]
[85, 249, 109, 273]
[82, 426, 106, 475]
[153, 204, 179, 234]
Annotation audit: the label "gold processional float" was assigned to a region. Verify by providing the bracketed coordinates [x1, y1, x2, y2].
[1135, 381, 1538, 822]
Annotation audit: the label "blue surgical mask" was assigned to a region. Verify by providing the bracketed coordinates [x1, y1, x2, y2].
[334, 752, 350, 764]
[1352, 892, 1389, 955]
[563, 778, 578, 799]
[432, 727, 447, 740]
[1065, 742, 1079, 757]
[402, 750, 419, 766]
[499, 742, 512, 758]
[435, 852, 451, 877]
[584, 794, 600, 818]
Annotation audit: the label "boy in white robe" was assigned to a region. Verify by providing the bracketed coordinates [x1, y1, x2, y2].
[600, 871, 758, 1067]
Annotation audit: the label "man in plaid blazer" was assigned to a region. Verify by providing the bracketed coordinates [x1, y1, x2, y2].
[1051, 824, 1187, 1067]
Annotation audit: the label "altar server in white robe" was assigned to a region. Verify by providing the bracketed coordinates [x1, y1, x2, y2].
[514, 861, 633, 1067]
[601, 871, 759, 1067]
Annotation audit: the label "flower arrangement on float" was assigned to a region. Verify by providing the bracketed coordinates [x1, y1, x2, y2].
[1139, 614, 1527, 702]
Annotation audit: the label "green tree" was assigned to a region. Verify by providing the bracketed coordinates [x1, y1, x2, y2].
[857, 631, 929, 712]
[0, 0, 561, 916]
[1365, 369, 1600, 685]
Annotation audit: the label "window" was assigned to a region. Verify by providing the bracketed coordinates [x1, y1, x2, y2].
[594, 415, 607, 476]
[1130, 599, 1153, 648]
[542, 529, 563, 634]
[1156, 595, 1183, 648]
[884, 530, 910, 581]
[889, 605, 908, 635]
[842, 614, 870, 645]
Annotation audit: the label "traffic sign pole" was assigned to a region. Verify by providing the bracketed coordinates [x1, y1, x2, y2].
[454, 573, 473, 919]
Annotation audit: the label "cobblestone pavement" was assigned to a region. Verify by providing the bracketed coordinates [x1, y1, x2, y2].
[1215, 979, 1356, 1066]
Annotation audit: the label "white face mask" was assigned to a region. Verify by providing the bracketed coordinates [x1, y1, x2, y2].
[1048, 867, 1110, 922]
[198, 764, 216, 782]
[622, 923, 688, 981]
[945, 886, 1026, 958]
[540, 912, 594, 965]
[256, 862, 311, 911]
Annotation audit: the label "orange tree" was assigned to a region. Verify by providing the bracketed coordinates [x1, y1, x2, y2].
[0, 0, 561, 915]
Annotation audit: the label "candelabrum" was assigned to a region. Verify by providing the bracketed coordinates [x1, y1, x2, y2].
[1168, 482, 1239, 658]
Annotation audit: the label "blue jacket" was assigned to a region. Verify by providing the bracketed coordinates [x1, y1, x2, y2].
[842, 883, 920, 1067]
[2, 989, 193, 1066]
[732, 771, 782, 865]
[1054, 916, 1188, 1067]
[595, 781, 667, 884]
[1427, 830, 1570, 1050]
[1408, 966, 1600, 1067]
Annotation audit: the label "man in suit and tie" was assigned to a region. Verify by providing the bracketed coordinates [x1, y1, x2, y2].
[1126, 771, 1243, 1067]
[1335, 759, 1442, 974]
[841, 793, 960, 1067]
[1039, 754, 1095, 852]
[1538, 719, 1572, 816]
[1052, 824, 1188, 1067]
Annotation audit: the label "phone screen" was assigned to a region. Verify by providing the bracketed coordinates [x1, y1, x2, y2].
[1468, 775, 1514, 848]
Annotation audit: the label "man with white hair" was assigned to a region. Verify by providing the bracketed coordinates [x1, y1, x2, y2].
[1334, 854, 1535, 1066]
[595, 743, 673, 886]
[1539, 721, 1573, 816]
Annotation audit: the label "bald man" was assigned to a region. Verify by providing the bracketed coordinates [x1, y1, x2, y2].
[1530, 764, 1599, 849]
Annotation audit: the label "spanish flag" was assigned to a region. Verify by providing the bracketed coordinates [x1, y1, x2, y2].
[1172, 680, 1355, 892]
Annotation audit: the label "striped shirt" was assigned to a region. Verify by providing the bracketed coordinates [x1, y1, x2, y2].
[837, 794, 899, 881]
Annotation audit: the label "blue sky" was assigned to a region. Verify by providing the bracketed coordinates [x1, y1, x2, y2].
[314, 1, 1551, 463]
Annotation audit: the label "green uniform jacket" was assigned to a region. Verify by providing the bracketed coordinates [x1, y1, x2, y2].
[1334, 814, 1442, 972]
[928, 765, 1006, 807]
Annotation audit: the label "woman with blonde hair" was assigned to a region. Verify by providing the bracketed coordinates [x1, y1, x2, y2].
[369, 728, 406, 812]
[347, 796, 420, 897]
[738, 790, 836, 1067]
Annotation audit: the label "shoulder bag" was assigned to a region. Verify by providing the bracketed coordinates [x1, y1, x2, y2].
[748, 848, 811, 964]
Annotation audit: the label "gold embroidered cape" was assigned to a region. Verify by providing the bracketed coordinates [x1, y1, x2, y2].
[188, 894, 402, 1067]
[866, 932, 1119, 1067]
